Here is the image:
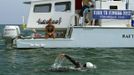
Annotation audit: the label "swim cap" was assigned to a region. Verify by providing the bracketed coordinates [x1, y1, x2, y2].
[86, 62, 96, 69]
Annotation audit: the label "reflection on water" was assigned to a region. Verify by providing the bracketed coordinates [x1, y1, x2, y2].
[0, 48, 134, 75]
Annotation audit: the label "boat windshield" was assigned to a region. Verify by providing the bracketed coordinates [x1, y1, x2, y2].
[55, 1, 71, 12]
[34, 4, 52, 13]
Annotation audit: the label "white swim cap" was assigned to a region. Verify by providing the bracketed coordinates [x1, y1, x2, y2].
[86, 62, 96, 69]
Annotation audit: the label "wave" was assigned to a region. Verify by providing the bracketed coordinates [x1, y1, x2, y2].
[51, 54, 65, 68]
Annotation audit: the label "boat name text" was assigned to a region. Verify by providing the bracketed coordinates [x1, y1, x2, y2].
[122, 34, 134, 38]
[37, 17, 62, 25]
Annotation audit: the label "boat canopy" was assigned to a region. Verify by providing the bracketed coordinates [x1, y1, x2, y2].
[25, 0, 85, 29]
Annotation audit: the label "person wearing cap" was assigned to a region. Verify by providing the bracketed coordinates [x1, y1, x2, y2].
[45, 19, 55, 39]
[59, 53, 96, 71]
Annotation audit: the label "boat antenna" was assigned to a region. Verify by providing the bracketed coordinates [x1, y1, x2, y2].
[22, 16, 26, 30]
[126, 0, 129, 9]
[100, 0, 102, 9]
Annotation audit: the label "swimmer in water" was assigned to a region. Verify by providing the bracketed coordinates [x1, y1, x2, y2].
[49, 53, 96, 72]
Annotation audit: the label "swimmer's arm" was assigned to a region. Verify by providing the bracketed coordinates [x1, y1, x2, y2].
[64, 55, 80, 67]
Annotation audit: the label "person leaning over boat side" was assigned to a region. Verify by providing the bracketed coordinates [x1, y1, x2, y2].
[45, 19, 55, 39]
[58, 53, 96, 71]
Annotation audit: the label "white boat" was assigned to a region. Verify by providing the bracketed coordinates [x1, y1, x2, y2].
[3, 0, 134, 48]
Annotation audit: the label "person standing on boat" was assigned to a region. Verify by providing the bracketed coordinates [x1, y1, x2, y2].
[79, 0, 94, 25]
[83, 0, 95, 25]
[45, 19, 55, 39]
[79, 0, 94, 17]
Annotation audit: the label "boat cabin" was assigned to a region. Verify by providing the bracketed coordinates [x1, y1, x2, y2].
[24, 0, 132, 38]
[26, 0, 130, 28]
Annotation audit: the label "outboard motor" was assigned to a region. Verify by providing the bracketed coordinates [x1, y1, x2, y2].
[3, 26, 20, 48]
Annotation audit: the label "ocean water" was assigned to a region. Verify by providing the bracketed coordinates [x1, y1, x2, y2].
[0, 25, 134, 75]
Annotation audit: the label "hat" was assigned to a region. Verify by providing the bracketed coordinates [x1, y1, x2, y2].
[86, 62, 96, 69]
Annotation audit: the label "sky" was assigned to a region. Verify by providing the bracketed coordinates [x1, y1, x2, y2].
[0, 0, 30, 24]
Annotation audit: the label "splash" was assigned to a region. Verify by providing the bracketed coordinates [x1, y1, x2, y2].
[51, 55, 65, 68]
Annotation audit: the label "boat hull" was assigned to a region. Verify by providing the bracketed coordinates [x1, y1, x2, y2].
[16, 27, 134, 48]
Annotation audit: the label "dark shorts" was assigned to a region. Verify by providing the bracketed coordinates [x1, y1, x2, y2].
[79, 5, 89, 17]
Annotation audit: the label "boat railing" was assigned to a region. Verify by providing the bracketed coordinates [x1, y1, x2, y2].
[70, 14, 79, 26]
[65, 14, 79, 38]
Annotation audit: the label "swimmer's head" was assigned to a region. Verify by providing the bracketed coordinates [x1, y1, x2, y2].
[83, 62, 96, 69]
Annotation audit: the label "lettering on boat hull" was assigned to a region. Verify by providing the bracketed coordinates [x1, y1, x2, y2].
[37, 17, 62, 25]
[122, 34, 134, 38]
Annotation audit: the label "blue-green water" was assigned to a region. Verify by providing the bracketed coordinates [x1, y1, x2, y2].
[0, 25, 134, 75]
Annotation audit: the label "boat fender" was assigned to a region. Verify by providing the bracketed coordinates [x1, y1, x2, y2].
[131, 15, 134, 27]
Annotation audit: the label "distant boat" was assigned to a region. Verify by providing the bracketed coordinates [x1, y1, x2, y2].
[3, 0, 134, 48]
